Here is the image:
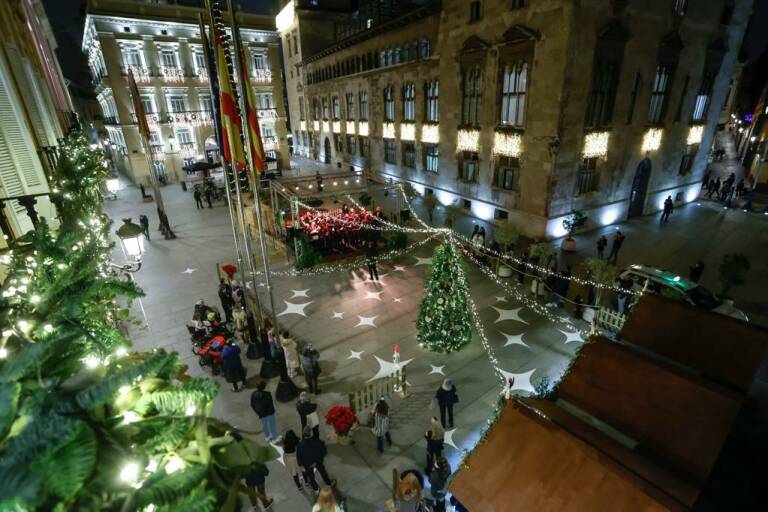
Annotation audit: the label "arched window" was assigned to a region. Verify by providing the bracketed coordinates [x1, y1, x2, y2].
[500, 61, 527, 127]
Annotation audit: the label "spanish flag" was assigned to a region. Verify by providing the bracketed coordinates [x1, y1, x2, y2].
[209, 5, 245, 170]
[239, 47, 265, 175]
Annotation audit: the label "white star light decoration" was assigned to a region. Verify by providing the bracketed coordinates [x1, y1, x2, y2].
[492, 307, 528, 324]
[413, 256, 432, 266]
[331, 311, 344, 320]
[290, 289, 310, 299]
[364, 290, 383, 301]
[443, 428, 459, 450]
[501, 332, 529, 348]
[393, 265, 406, 272]
[499, 369, 536, 394]
[367, 355, 414, 382]
[393, 297, 404, 303]
[347, 350, 364, 360]
[429, 365, 446, 376]
[181, 268, 197, 274]
[354, 315, 378, 328]
[558, 329, 584, 344]
[269, 441, 285, 466]
[277, 301, 313, 317]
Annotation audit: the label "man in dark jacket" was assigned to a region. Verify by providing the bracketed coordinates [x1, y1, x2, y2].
[193, 186, 203, 209]
[296, 426, 335, 491]
[250, 381, 279, 443]
[243, 463, 274, 510]
[218, 278, 233, 323]
[296, 392, 320, 438]
[435, 378, 458, 428]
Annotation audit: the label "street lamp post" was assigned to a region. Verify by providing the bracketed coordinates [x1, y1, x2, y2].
[115, 218, 145, 271]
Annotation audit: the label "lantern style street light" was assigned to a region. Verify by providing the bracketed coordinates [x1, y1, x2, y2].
[115, 218, 145, 267]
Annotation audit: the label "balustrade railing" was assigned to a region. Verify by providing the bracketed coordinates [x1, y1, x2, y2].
[252, 68, 272, 84]
[130, 110, 213, 126]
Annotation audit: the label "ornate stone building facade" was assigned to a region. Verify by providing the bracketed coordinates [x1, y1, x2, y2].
[83, 0, 290, 186]
[279, 0, 751, 238]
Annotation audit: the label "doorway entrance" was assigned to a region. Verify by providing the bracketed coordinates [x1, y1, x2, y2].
[323, 137, 331, 164]
[628, 158, 651, 218]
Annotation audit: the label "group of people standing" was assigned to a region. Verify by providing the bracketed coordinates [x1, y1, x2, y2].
[704, 172, 744, 205]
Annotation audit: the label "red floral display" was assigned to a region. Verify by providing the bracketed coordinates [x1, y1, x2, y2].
[324, 405, 359, 435]
[221, 264, 238, 279]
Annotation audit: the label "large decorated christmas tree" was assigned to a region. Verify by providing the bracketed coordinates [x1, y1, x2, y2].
[0, 133, 275, 511]
[416, 242, 473, 353]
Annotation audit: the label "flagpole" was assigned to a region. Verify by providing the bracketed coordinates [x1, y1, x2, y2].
[197, 13, 251, 309]
[206, 0, 267, 324]
[226, 0, 280, 333]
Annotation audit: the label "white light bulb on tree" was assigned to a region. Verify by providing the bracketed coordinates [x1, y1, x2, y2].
[119, 462, 140, 484]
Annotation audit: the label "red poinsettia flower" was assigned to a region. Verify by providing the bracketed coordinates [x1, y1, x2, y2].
[324, 405, 359, 435]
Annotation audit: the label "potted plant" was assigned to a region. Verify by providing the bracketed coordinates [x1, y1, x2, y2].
[493, 222, 520, 277]
[528, 242, 558, 297]
[443, 202, 462, 228]
[423, 193, 439, 224]
[561, 210, 588, 252]
[579, 257, 617, 320]
[324, 405, 359, 445]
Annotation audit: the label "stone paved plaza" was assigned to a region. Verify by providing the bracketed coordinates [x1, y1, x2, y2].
[104, 160, 768, 511]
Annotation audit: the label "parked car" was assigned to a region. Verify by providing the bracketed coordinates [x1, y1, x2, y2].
[618, 264, 749, 321]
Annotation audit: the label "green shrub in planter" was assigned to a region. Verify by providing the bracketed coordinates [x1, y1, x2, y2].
[387, 232, 408, 251]
[296, 235, 322, 269]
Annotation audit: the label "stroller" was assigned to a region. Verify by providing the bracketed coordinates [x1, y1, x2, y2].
[198, 334, 226, 375]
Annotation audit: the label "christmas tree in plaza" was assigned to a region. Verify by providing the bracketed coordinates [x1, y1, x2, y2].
[416, 242, 473, 353]
[0, 134, 275, 511]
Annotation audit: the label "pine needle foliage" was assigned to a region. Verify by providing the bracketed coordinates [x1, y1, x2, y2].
[0, 133, 276, 511]
[416, 243, 473, 353]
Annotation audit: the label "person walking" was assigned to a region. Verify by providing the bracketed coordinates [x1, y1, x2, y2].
[365, 242, 379, 281]
[244, 462, 275, 511]
[138, 214, 150, 241]
[608, 230, 625, 264]
[596, 235, 607, 259]
[689, 260, 705, 283]
[428, 456, 452, 512]
[282, 429, 304, 490]
[222, 340, 247, 392]
[218, 278, 234, 324]
[297, 426, 335, 492]
[280, 330, 300, 379]
[193, 186, 203, 209]
[434, 378, 458, 429]
[313, 486, 344, 512]
[301, 344, 321, 394]
[297, 392, 321, 439]
[250, 380, 279, 442]
[424, 417, 444, 476]
[372, 397, 393, 453]
[660, 195, 674, 223]
[204, 186, 213, 208]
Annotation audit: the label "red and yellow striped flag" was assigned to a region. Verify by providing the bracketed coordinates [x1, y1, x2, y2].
[239, 48, 265, 174]
[211, 22, 245, 170]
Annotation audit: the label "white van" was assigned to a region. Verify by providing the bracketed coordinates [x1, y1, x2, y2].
[618, 264, 749, 322]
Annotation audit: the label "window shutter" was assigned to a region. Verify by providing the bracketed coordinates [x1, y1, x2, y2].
[26, 61, 61, 144]
[0, 49, 46, 193]
[5, 48, 49, 148]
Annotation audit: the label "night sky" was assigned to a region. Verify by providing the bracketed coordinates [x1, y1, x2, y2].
[45, 0, 767, 95]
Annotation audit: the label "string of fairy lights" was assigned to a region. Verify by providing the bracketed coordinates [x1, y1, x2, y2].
[249, 232, 441, 278]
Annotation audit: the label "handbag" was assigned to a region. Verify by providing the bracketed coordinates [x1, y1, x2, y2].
[307, 411, 320, 428]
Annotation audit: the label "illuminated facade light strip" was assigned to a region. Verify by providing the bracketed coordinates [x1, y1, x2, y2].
[400, 123, 415, 141]
[642, 128, 663, 152]
[456, 129, 480, 152]
[582, 131, 610, 158]
[421, 124, 439, 144]
[493, 132, 522, 157]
